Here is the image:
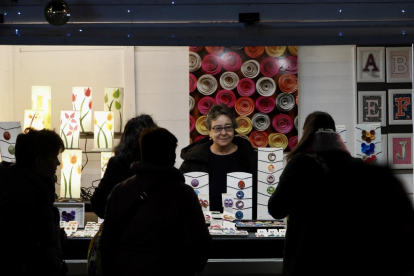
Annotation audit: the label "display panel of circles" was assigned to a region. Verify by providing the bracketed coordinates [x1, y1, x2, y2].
[189, 46, 298, 153]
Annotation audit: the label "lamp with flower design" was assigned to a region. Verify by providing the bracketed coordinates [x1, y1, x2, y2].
[72, 87, 92, 133]
[60, 149, 82, 201]
[60, 111, 80, 149]
[101, 152, 114, 177]
[94, 111, 114, 150]
[31, 86, 52, 129]
[23, 110, 44, 130]
[104, 87, 124, 133]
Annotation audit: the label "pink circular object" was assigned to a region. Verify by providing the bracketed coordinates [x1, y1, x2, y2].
[189, 46, 203, 52]
[189, 73, 197, 93]
[288, 135, 298, 150]
[198, 96, 216, 115]
[272, 114, 294, 134]
[285, 56, 298, 74]
[260, 57, 280, 78]
[190, 115, 195, 132]
[194, 135, 207, 142]
[215, 90, 237, 108]
[201, 54, 222, 75]
[255, 96, 276, 114]
[222, 52, 242, 72]
[237, 78, 255, 97]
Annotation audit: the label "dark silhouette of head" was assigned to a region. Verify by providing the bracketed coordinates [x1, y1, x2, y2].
[139, 127, 178, 167]
[114, 114, 157, 165]
[287, 111, 336, 161]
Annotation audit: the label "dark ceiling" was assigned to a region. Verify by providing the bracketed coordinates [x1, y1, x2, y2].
[1, 0, 414, 46]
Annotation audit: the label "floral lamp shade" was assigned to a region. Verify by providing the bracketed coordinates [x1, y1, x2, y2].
[24, 110, 44, 130]
[104, 87, 124, 133]
[94, 111, 114, 149]
[60, 149, 82, 199]
[0, 122, 22, 163]
[60, 111, 80, 149]
[101, 152, 114, 177]
[31, 86, 51, 129]
[72, 87, 92, 132]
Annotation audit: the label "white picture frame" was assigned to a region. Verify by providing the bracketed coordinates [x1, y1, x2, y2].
[54, 202, 85, 228]
[357, 47, 385, 82]
[358, 91, 386, 126]
[386, 47, 412, 83]
[388, 133, 413, 169]
[388, 89, 412, 125]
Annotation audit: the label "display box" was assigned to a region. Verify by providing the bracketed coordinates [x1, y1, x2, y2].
[54, 202, 85, 228]
[227, 172, 253, 220]
[184, 172, 209, 195]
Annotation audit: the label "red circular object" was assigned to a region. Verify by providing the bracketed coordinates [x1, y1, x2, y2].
[190, 115, 195, 132]
[3, 131, 11, 141]
[249, 130, 269, 148]
[278, 74, 298, 93]
[238, 181, 245, 190]
[189, 73, 197, 93]
[272, 114, 294, 134]
[255, 96, 276, 114]
[235, 97, 255, 116]
[189, 46, 203, 52]
[215, 90, 237, 108]
[197, 96, 216, 115]
[237, 78, 256, 97]
[194, 135, 207, 142]
[260, 57, 280, 78]
[288, 136, 298, 150]
[222, 52, 242, 72]
[285, 56, 298, 74]
[245, 46, 264, 58]
[205, 46, 224, 55]
[201, 54, 222, 75]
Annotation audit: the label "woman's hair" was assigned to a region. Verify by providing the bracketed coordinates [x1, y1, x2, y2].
[15, 128, 64, 168]
[139, 127, 178, 166]
[113, 114, 157, 165]
[286, 111, 336, 161]
[205, 104, 239, 130]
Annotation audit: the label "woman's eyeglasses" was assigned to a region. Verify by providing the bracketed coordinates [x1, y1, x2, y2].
[211, 125, 234, 133]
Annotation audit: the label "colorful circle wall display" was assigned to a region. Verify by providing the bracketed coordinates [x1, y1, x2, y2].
[189, 52, 202, 72]
[230, 46, 244, 50]
[222, 52, 242, 72]
[294, 116, 299, 130]
[194, 135, 207, 142]
[245, 46, 264, 58]
[189, 73, 197, 93]
[197, 74, 218, 95]
[189, 115, 195, 132]
[201, 54, 222, 75]
[276, 93, 295, 112]
[220, 72, 239, 90]
[205, 46, 224, 55]
[278, 74, 298, 94]
[269, 133, 288, 149]
[235, 97, 255, 116]
[235, 116, 253, 135]
[288, 46, 298, 56]
[241, 60, 260, 78]
[265, 46, 286, 57]
[237, 78, 256, 97]
[288, 136, 298, 150]
[260, 57, 280, 78]
[189, 96, 195, 112]
[256, 96, 275, 114]
[256, 77, 276, 97]
[195, 116, 209, 135]
[252, 113, 271, 131]
[285, 56, 298, 74]
[189, 46, 203, 53]
[197, 96, 216, 115]
[272, 114, 294, 134]
[215, 90, 237, 108]
[249, 130, 269, 148]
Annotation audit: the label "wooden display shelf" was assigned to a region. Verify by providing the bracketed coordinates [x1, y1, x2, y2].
[79, 132, 123, 139]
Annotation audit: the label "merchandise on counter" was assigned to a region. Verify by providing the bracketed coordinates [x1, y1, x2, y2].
[226, 172, 253, 220]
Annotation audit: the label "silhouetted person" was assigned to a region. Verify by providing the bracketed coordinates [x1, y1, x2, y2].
[0, 128, 66, 276]
[91, 114, 157, 219]
[100, 127, 212, 276]
[268, 111, 414, 276]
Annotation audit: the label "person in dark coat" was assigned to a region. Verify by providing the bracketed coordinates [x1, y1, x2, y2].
[91, 114, 156, 219]
[268, 111, 414, 276]
[100, 127, 212, 276]
[0, 128, 66, 276]
[180, 104, 257, 214]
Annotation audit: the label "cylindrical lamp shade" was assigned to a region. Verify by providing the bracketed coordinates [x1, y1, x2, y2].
[23, 110, 44, 130]
[94, 111, 114, 149]
[31, 86, 51, 129]
[60, 111, 80, 149]
[60, 149, 82, 199]
[104, 87, 124, 133]
[72, 87, 92, 132]
[101, 152, 114, 178]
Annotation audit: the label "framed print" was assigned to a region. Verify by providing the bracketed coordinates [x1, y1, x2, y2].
[54, 202, 85, 228]
[388, 133, 413, 169]
[358, 91, 386, 126]
[388, 89, 412, 125]
[386, 47, 412, 83]
[357, 47, 385, 82]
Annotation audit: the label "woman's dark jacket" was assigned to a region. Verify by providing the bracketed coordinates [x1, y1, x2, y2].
[0, 164, 64, 276]
[91, 156, 134, 219]
[268, 132, 414, 276]
[100, 162, 212, 276]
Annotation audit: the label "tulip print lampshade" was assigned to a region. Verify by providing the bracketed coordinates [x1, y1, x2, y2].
[60, 111, 80, 149]
[72, 87, 92, 133]
[94, 111, 114, 150]
[60, 149, 82, 200]
[31, 86, 51, 129]
[23, 110, 44, 130]
[101, 152, 114, 177]
[104, 87, 124, 133]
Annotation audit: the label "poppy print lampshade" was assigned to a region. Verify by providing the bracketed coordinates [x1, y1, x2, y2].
[72, 87, 92, 133]
[60, 111, 80, 149]
[101, 152, 114, 177]
[60, 149, 82, 199]
[104, 87, 124, 133]
[94, 111, 114, 150]
[23, 110, 44, 130]
[31, 86, 51, 129]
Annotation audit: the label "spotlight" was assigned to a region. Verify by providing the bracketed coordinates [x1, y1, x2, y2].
[44, 0, 71, 26]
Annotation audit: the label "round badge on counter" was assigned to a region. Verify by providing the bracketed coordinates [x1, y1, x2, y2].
[224, 198, 234, 208]
[236, 200, 244, 209]
[268, 164, 275, 172]
[238, 181, 245, 190]
[268, 153, 276, 161]
[236, 191, 244, 199]
[191, 179, 199, 187]
[267, 175, 275, 184]
[267, 186, 275, 194]
[235, 211, 244, 219]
